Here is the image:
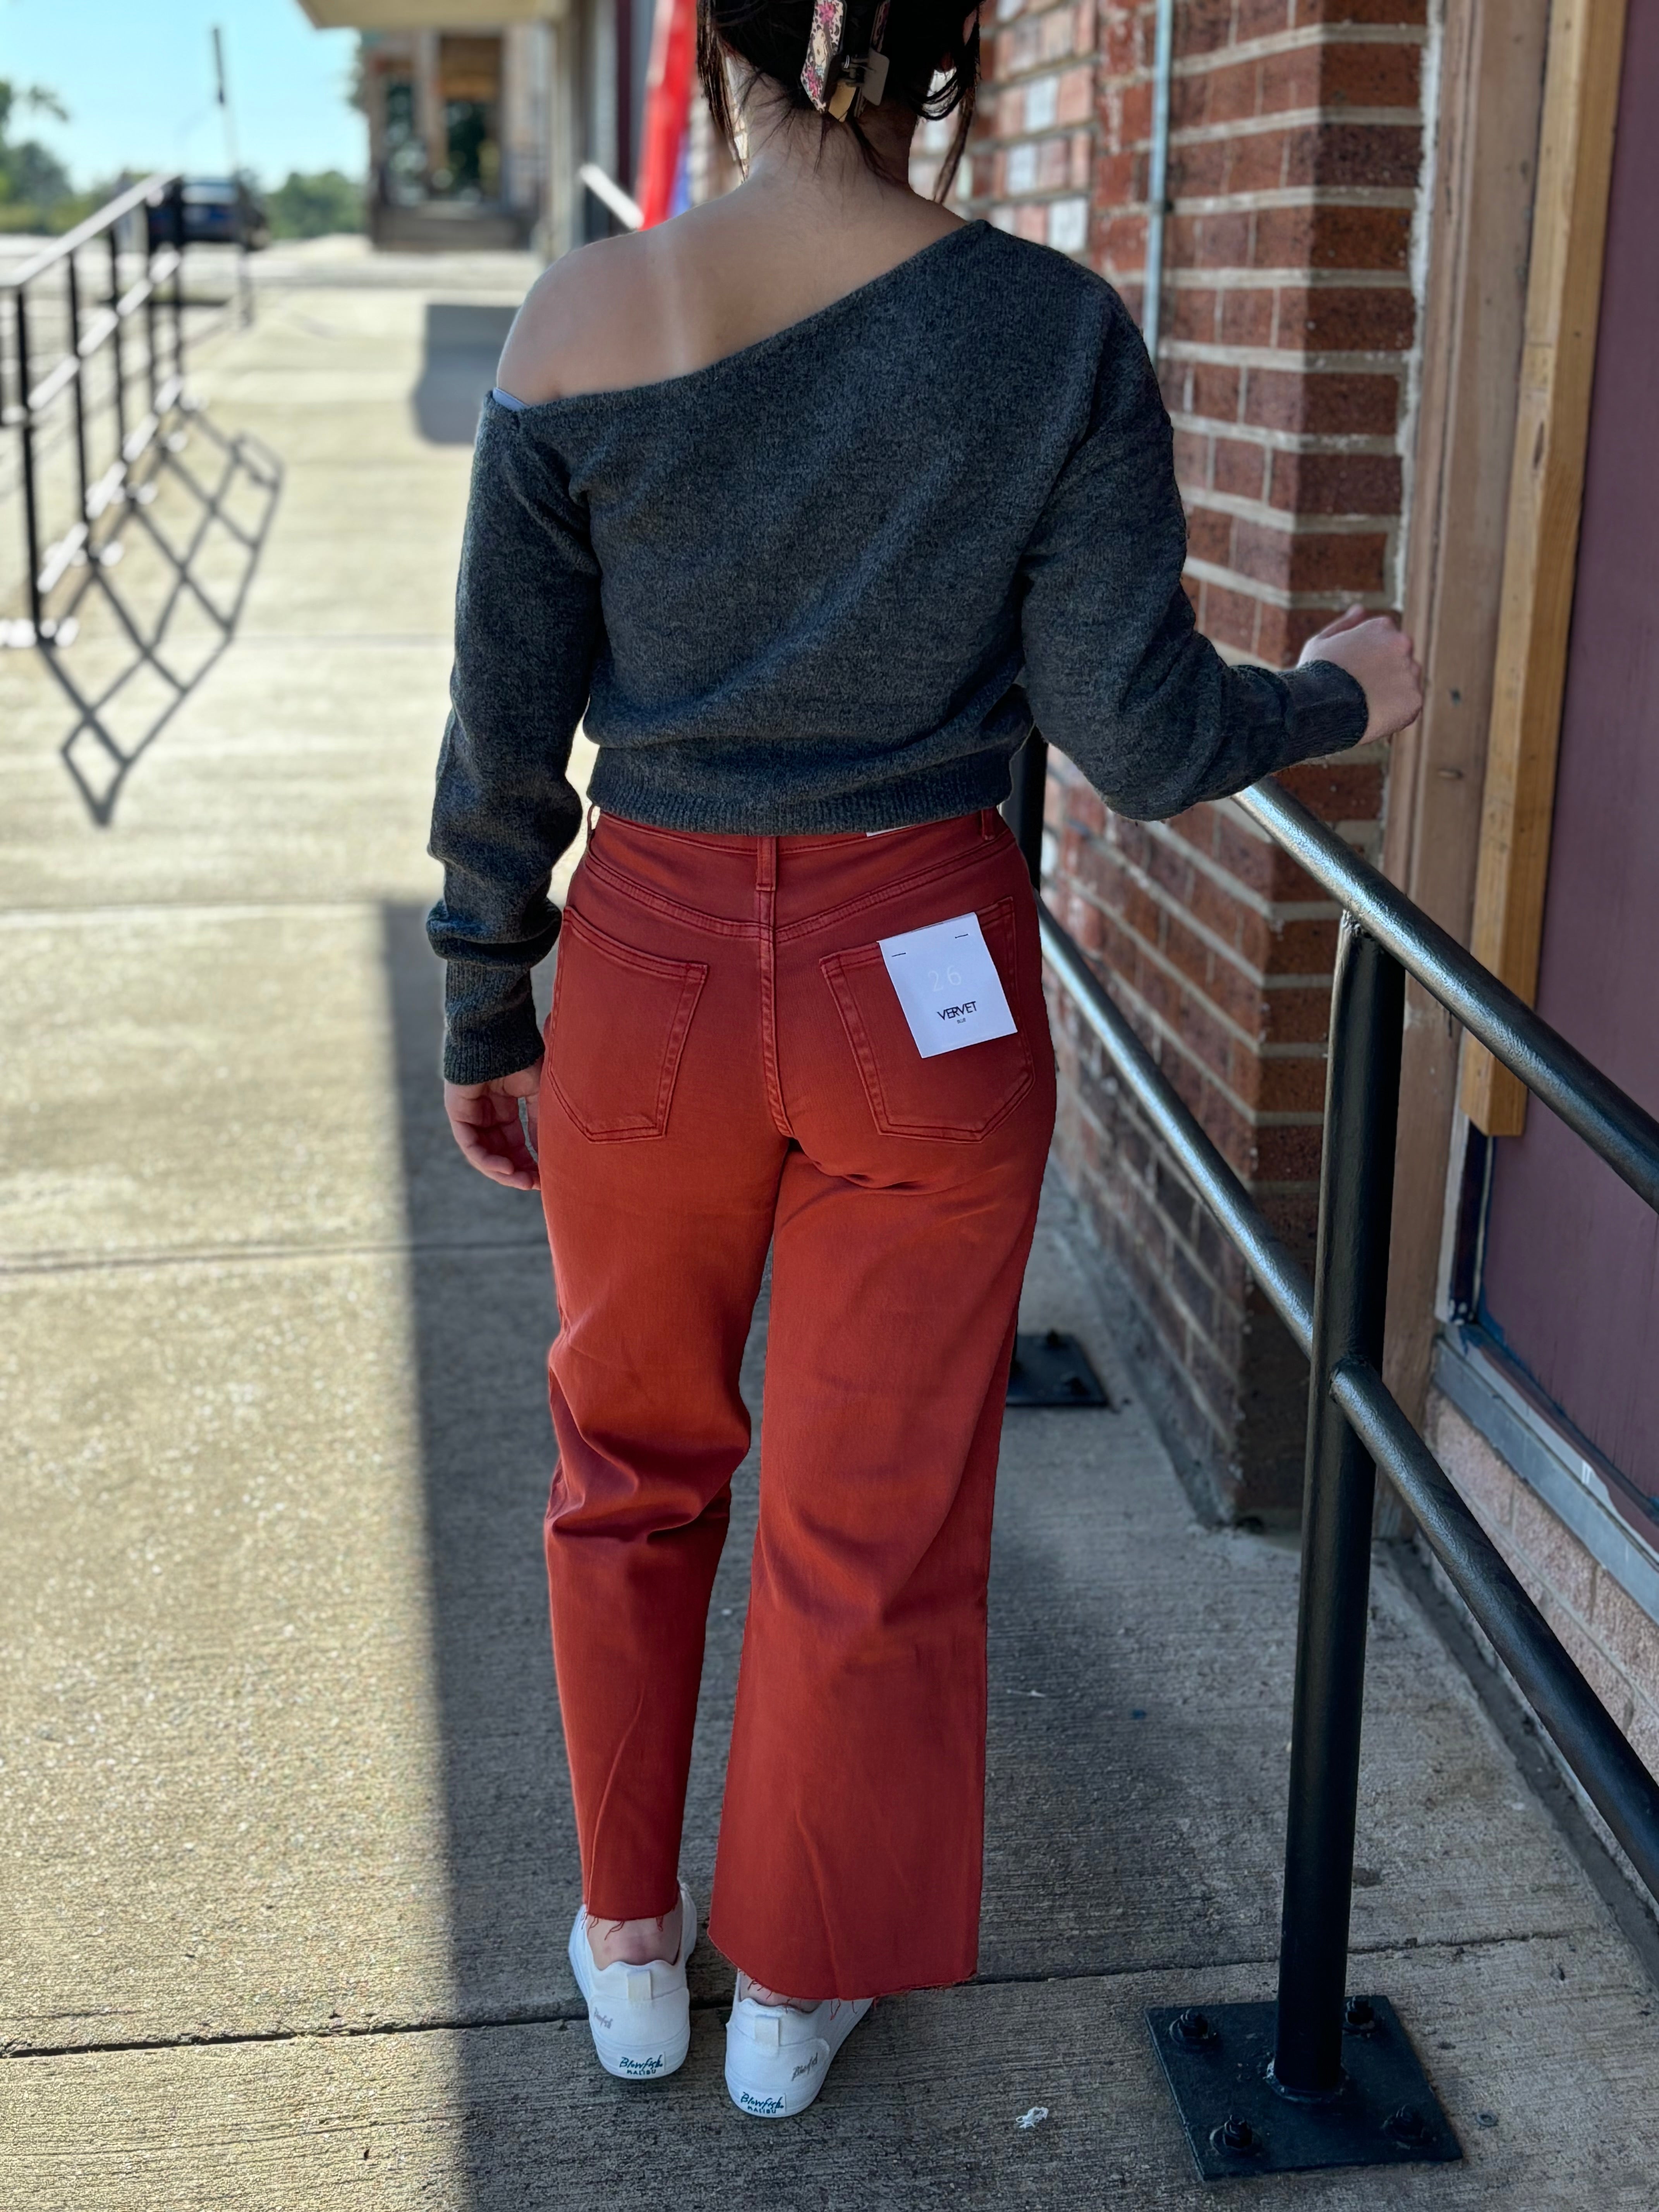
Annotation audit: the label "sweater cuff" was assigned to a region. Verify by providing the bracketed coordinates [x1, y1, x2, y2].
[1278, 659, 1370, 763]
[441, 961, 547, 1085]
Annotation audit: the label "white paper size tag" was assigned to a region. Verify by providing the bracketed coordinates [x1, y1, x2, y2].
[879, 912, 1018, 1059]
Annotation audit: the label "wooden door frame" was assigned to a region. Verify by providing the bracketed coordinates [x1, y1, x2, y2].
[1381, 0, 1550, 1419]
[1384, 0, 1631, 1421]
[1458, 0, 1630, 1135]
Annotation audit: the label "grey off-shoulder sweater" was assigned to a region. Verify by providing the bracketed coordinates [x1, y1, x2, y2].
[427, 220, 1367, 1081]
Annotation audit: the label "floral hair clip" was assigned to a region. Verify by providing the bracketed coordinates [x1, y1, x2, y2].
[802, 0, 891, 120]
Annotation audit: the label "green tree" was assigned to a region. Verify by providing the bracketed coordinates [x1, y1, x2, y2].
[0, 80, 77, 230]
[266, 170, 364, 240]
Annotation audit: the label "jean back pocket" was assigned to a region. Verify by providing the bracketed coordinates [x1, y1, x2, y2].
[548, 908, 707, 1141]
[821, 895, 1035, 1142]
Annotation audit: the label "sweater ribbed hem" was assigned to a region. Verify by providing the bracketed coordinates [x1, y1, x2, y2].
[442, 963, 547, 1087]
[586, 747, 1018, 838]
[1279, 659, 1370, 761]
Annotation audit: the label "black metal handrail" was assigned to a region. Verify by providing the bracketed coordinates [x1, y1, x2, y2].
[2, 172, 186, 644]
[1238, 779, 1659, 1213]
[3, 175, 281, 823]
[1008, 735, 1659, 2177]
[3, 171, 179, 292]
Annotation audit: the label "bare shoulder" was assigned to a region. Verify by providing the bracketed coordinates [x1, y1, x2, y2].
[495, 232, 663, 404]
[495, 197, 980, 403]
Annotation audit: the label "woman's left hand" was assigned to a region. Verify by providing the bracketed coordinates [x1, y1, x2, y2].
[443, 1059, 543, 1190]
[1297, 605, 1423, 742]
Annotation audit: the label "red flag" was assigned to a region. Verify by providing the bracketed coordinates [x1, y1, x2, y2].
[635, 0, 699, 228]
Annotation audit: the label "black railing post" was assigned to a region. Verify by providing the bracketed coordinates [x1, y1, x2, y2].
[1145, 908, 1449, 2178]
[108, 223, 128, 460]
[145, 208, 160, 418]
[1004, 729, 1049, 885]
[1272, 914, 1405, 2095]
[168, 178, 186, 385]
[65, 250, 90, 529]
[999, 729, 1112, 1410]
[15, 285, 43, 639]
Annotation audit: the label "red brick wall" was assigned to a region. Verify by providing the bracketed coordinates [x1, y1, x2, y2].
[1429, 1393, 1659, 1785]
[968, 1, 1427, 1518]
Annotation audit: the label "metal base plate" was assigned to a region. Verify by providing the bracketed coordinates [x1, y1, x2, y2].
[1006, 1331, 1111, 1407]
[1146, 1999, 1461, 2180]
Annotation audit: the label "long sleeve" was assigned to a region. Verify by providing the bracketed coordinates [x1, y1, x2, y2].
[427, 402, 601, 1082]
[1018, 293, 1367, 821]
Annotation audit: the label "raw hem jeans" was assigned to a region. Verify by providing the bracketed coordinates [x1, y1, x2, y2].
[539, 807, 1056, 1999]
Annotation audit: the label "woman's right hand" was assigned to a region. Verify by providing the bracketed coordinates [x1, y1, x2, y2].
[443, 1059, 543, 1190]
[1298, 605, 1423, 742]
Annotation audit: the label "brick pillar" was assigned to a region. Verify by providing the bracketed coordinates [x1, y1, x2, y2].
[970, 1, 1425, 1522]
[972, 0, 1098, 249]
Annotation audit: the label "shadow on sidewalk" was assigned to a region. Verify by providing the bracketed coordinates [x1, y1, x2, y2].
[378, 898, 763, 2201]
[413, 303, 519, 445]
[40, 402, 282, 825]
[381, 901, 570, 2036]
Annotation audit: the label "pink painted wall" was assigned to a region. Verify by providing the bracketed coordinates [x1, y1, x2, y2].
[1480, 0, 1659, 1533]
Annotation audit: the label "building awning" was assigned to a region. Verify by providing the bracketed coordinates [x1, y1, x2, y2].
[294, 1, 564, 26]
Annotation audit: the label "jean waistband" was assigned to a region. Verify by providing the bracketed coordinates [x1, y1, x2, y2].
[586, 805, 1003, 854]
[577, 806, 1017, 935]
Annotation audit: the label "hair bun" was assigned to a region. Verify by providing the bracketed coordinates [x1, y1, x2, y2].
[802, 0, 891, 119]
[699, 0, 978, 196]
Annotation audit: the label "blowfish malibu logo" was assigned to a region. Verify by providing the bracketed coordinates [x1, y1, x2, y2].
[739, 2091, 786, 2113]
[616, 2052, 665, 2075]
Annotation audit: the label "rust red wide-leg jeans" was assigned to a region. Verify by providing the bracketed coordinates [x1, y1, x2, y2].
[538, 807, 1055, 1999]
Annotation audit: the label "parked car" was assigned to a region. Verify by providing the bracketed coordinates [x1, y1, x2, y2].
[146, 179, 270, 253]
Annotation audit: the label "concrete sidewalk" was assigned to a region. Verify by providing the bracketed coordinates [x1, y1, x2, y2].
[2, 273, 1655, 2211]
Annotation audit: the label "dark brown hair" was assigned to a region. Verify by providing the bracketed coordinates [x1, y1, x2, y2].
[696, 0, 980, 199]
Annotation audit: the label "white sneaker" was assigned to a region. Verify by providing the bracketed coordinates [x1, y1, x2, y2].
[724, 1977, 872, 2118]
[567, 1883, 697, 2082]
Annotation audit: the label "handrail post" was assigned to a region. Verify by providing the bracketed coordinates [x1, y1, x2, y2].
[15, 286, 44, 639]
[145, 208, 160, 419]
[1145, 911, 1449, 2176]
[1273, 915, 1405, 2094]
[65, 250, 91, 530]
[1004, 730, 1049, 886]
[108, 224, 128, 460]
[1001, 738, 1114, 1409]
[169, 178, 186, 386]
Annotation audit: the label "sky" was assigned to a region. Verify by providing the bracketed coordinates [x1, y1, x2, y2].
[2, 0, 364, 189]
